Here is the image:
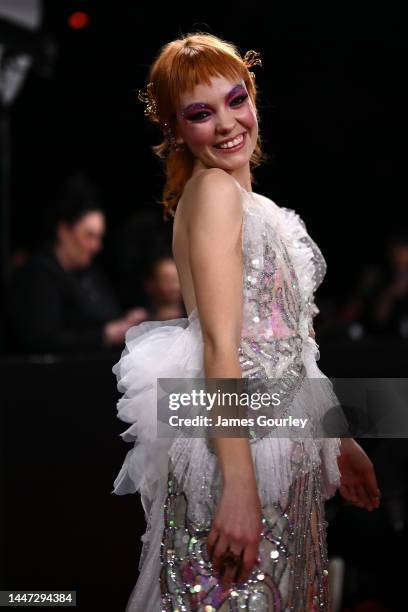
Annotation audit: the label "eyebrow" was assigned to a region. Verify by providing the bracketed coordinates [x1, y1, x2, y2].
[180, 83, 247, 116]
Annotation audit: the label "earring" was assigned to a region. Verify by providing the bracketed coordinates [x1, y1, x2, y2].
[162, 121, 183, 152]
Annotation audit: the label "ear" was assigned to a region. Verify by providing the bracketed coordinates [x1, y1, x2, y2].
[172, 122, 185, 146]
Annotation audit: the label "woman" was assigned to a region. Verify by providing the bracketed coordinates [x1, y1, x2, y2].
[113, 33, 380, 611]
[8, 174, 146, 353]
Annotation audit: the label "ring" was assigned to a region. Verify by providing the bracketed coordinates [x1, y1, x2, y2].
[222, 550, 241, 566]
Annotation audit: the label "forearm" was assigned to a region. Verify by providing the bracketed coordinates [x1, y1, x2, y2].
[339, 437, 356, 451]
[204, 345, 258, 488]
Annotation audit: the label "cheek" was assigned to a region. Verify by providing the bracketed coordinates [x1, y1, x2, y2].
[239, 105, 258, 130]
[181, 121, 215, 147]
[74, 233, 89, 252]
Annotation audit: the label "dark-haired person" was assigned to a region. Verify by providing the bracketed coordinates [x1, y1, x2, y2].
[142, 255, 185, 320]
[7, 195, 147, 354]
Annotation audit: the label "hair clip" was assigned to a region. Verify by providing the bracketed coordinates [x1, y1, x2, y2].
[243, 50, 262, 81]
[243, 50, 262, 69]
[137, 82, 159, 122]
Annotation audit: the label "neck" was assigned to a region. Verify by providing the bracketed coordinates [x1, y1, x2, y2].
[229, 167, 252, 193]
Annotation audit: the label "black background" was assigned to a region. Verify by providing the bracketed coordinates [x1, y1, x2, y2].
[10, 1, 408, 305]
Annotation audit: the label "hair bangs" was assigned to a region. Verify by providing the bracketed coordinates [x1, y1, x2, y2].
[167, 49, 247, 109]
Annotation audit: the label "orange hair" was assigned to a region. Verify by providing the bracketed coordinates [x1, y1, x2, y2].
[143, 33, 264, 220]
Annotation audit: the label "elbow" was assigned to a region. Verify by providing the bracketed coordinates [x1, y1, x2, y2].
[203, 335, 241, 361]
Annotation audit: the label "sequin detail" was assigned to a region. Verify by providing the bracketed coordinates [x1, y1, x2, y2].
[230, 203, 310, 443]
[160, 457, 330, 611]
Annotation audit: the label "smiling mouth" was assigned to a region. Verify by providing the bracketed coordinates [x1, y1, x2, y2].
[214, 132, 246, 150]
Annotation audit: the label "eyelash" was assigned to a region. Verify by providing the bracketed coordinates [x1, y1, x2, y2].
[230, 93, 248, 107]
[186, 93, 249, 122]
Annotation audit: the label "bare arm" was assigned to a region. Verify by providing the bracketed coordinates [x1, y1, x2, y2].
[337, 437, 381, 511]
[186, 169, 262, 586]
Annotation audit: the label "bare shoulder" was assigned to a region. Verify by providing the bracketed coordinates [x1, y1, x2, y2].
[182, 169, 242, 225]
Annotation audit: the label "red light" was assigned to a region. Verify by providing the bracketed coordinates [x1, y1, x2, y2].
[68, 11, 90, 30]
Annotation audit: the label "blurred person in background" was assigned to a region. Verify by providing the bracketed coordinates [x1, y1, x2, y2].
[113, 207, 174, 308]
[142, 254, 185, 320]
[338, 233, 408, 339]
[370, 233, 408, 337]
[6, 174, 148, 354]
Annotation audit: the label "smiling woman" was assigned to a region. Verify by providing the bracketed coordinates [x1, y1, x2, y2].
[138, 34, 263, 219]
[112, 32, 380, 612]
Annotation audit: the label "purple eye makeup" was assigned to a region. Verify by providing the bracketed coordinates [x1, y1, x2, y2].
[180, 102, 212, 122]
[226, 84, 248, 105]
[179, 83, 249, 122]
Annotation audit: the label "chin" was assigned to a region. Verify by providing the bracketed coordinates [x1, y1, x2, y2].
[192, 131, 256, 172]
[217, 155, 250, 170]
[211, 155, 252, 173]
[211, 143, 255, 171]
[198, 147, 250, 167]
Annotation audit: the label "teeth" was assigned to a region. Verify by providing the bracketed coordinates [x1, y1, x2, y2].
[217, 134, 244, 149]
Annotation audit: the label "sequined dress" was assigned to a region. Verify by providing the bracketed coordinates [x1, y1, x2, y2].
[112, 184, 342, 611]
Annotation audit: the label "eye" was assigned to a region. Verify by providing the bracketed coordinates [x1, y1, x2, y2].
[186, 110, 211, 122]
[230, 93, 248, 107]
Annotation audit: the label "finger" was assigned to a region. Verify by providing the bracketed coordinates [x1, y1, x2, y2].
[339, 483, 358, 503]
[355, 483, 372, 511]
[212, 534, 229, 575]
[220, 548, 243, 588]
[349, 484, 365, 507]
[348, 484, 363, 506]
[365, 483, 381, 509]
[364, 465, 381, 500]
[340, 483, 364, 507]
[370, 491, 381, 508]
[237, 543, 258, 585]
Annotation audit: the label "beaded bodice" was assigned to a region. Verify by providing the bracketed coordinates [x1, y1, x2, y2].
[236, 190, 327, 436]
[240, 191, 325, 355]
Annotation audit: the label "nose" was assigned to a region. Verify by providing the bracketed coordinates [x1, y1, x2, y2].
[215, 107, 236, 134]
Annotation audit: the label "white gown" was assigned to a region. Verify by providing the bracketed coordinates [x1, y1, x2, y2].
[112, 182, 343, 611]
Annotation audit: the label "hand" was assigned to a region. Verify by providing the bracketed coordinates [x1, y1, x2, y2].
[124, 307, 149, 325]
[207, 478, 262, 588]
[337, 438, 381, 511]
[103, 319, 132, 346]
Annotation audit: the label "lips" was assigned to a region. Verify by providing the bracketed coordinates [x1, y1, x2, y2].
[213, 132, 246, 152]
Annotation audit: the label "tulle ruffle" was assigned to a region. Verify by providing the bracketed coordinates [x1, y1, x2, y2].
[112, 312, 203, 505]
[112, 310, 342, 510]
